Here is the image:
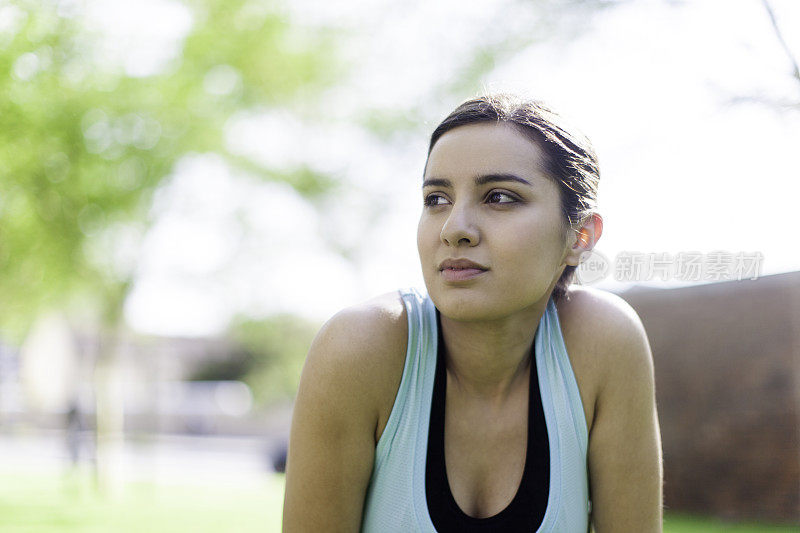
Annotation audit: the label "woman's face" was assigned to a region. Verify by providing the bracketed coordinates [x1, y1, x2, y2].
[417, 122, 578, 321]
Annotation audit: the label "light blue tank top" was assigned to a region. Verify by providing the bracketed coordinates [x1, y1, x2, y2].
[361, 288, 591, 532]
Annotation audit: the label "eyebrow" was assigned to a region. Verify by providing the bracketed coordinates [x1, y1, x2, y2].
[422, 173, 532, 188]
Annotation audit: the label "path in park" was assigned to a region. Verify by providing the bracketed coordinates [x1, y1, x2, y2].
[0, 430, 282, 487]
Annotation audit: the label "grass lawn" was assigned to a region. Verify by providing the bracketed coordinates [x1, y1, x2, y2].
[0, 471, 796, 532]
[0, 471, 284, 532]
[663, 513, 798, 533]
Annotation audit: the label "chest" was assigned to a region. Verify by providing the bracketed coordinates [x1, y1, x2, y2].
[438, 330, 599, 520]
[442, 383, 530, 518]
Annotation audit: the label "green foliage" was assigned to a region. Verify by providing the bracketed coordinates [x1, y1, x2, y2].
[226, 313, 320, 405]
[357, 106, 424, 143]
[0, 0, 343, 341]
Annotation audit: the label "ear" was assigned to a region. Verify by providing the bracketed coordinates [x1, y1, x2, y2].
[564, 213, 603, 267]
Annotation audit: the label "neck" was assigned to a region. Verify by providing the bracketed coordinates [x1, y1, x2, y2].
[438, 299, 548, 401]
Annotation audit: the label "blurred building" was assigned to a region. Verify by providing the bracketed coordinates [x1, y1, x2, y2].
[4, 328, 290, 441]
[1, 327, 291, 477]
[620, 271, 800, 524]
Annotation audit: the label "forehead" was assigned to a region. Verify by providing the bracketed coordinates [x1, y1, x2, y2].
[425, 122, 549, 182]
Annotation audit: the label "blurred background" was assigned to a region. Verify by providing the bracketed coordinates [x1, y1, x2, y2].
[1, 0, 799, 531]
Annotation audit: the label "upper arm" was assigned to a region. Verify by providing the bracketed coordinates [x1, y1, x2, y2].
[579, 291, 663, 532]
[282, 294, 407, 533]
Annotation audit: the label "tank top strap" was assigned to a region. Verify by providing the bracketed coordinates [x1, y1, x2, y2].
[533, 297, 592, 531]
[537, 298, 589, 456]
[371, 287, 438, 481]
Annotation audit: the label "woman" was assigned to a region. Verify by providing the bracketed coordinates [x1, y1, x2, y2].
[283, 94, 663, 532]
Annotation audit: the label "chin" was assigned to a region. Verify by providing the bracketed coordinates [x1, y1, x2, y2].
[426, 277, 554, 323]
[427, 287, 516, 322]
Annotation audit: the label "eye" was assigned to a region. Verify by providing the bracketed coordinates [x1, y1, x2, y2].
[424, 193, 450, 206]
[485, 191, 518, 204]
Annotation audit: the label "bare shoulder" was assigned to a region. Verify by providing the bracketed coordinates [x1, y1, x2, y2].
[556, 286, 654, 431]
[312, 290, 408, 364]
[303, 291, 409, 437]
[558, 286, 648, 347]
[309, 291, 408, 370]
[560, 288, 663, 531]
[559, 285, 652, 370]
[284, 291, 409, 530]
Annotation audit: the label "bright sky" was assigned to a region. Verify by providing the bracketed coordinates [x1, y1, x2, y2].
[85, 0, 800, 337]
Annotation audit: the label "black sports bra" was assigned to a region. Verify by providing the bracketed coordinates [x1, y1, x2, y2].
[425, 309, 550, 532]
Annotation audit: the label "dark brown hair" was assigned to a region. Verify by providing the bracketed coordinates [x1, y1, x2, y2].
[427, 93, 600, 302]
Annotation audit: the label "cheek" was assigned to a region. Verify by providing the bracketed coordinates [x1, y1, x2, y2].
[416, 216, 436, 260]
[496, 219, 568, 272]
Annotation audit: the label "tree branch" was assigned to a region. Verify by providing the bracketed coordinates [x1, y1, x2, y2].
[762, 0, 800, 84]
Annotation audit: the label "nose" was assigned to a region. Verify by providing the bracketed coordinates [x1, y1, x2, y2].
[440, 204, 479, 247]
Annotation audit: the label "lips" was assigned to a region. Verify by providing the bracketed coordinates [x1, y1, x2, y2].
[438, 258, 488, 282]
[439, 258, 488, 270]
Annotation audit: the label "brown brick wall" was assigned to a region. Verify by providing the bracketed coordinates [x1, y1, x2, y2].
[619, 272, 800, 524]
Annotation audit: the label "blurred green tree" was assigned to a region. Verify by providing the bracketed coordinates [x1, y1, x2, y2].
[188, 314, 318, 406]
[0, 0, 340, 341]
[0, 0, 342, 491]
[230, 314, 319, 406]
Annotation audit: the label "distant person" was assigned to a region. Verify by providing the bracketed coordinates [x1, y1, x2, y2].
[283, 94, 663, 532]
[65, 399, 85, 467]
[270, 442, 287, 474]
